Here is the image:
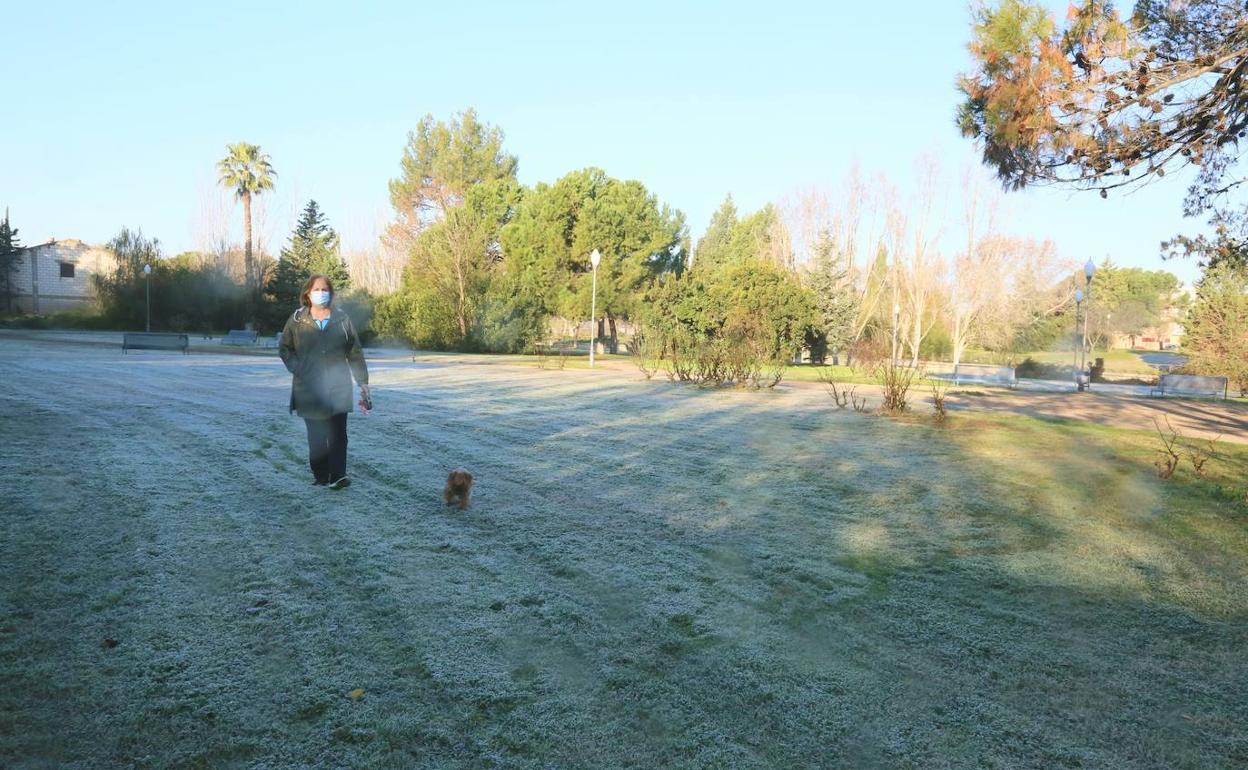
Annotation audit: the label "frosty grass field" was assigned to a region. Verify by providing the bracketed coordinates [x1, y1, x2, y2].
[1, 338, 1246, 769]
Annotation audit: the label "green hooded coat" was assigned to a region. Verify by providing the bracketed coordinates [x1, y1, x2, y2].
[279, 306, 369, 418]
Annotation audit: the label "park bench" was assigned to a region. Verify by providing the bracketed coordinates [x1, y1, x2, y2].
[221, 329, 259, 346]
[122, 332, 189, 354]
[952, 363, 1018, 388]
[1149, 373, 1228, 400]
[261, 332, 282, 349]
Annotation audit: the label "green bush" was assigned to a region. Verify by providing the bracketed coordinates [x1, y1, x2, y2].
[1015, 356, 1074, 380]
[372, 286, 459, 350]
[640, 262, 816, 387]
[334, 290, 377, 346]
[0, 309, 113, 330]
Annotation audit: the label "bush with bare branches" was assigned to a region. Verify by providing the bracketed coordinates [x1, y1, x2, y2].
[629, 329, 663, 380]
[930, 380, 949, 423]
[876, 358, 921, 414]
[848, 337, 886, 378]
[1186, 434, 1222, 479]
[1153, 417, 1182, 479]
[818, 368, 855, 409]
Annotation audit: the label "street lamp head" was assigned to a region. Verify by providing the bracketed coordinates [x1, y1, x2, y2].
[1075, 288, 1083, 303]
[1084, 259, 1095, 283]
[143, 264, 151, 275]
[590, 248, 601, 268]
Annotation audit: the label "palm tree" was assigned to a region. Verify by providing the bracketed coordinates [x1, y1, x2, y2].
[217, 143, 276, 296]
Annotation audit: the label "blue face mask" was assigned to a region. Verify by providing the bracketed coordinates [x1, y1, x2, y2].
[310, 290, 331, 307]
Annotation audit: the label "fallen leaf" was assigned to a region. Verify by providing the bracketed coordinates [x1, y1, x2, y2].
[348, 688, 365, 700]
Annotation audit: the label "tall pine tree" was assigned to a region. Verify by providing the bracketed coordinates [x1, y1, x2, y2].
[692, 195, 737, 272]
[801, 231, 859, 364]
[0, 210, 23, 314]
[268, 200, 350, 313]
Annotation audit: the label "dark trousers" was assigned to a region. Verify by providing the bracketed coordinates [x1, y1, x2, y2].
[304, 414, 348, 483]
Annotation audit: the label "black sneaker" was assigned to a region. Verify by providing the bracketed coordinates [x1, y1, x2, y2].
[329, 476, 351, 490]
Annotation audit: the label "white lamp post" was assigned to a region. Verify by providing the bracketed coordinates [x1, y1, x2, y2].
[1080, 259, 1096, 391]
[589, 248, 601, 368]
[143, 263, 152, 332]
[1073, 287, 1083, 386]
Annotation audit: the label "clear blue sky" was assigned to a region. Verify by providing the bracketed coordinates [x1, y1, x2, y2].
[3, 0, 1206, 284]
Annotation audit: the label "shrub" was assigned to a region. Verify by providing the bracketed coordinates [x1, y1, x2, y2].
[876, 357, 920, 413]
[372, 286, 458, 350]
[930, 380, 949, 423]
[630, 327, 664, 380]
[847, 337, 887, 377]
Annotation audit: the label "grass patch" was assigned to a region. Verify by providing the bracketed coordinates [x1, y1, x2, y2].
[1, 341, 1245, 768]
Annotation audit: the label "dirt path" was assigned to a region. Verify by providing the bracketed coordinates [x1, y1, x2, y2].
[944, 390, 1248, 444]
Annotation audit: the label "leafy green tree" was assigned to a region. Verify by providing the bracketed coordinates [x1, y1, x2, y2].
[692, 200, 789, 273]
[1183, 262, 1248, 395]
[409, 179, 522, 345]
[373, 283, 458, 350]
[268, 200, 350, 317]
[380, 109, 521, 350]
[157, 251, 249, 333]
[0, 210, 22, 314]
[92, 228, 164, 330]
[692, 196, 738, 271]
[1086, 262, 1182, 347]
[498, 168, 686, 352]
[709, 261, 817, 360]
[388, 108, 519, 241]
[645, 261, 817, 361]
[217, 142, 276, 298]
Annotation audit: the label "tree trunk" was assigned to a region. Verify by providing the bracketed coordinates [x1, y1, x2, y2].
[952, 314, 964, 372]
[607, 315, 618, 354]
[910, 311, 922, 368]
[243, 192, 254, 294]
[455, 260, 469, 342]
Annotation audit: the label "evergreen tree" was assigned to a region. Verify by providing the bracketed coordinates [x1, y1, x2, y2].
[692, 199, 789, 273]
[0, 210, 22, 314]
[269, 200, 350, 313]
[692, 196, 738, 271]
[497, 167, 686, 352]
[387, 108, 519, 243]
[801, 231, 859, 363]
[1182, 262, 1248, 396]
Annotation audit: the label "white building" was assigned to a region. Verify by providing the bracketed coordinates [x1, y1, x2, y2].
[9, 239, 117, 314]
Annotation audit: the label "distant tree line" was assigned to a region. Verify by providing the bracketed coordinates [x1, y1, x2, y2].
[3, 102, 1225, 382]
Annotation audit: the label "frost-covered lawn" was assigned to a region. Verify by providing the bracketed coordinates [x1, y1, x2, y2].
[1, 340, 1245, 769]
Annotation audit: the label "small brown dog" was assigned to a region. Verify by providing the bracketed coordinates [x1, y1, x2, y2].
[443, 468, 473, 510]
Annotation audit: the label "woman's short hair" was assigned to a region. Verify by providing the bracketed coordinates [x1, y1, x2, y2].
[300, 274, 335, 309]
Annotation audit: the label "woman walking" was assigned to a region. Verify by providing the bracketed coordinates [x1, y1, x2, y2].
[279, 274, 370, 490]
